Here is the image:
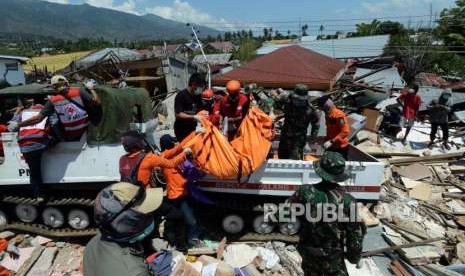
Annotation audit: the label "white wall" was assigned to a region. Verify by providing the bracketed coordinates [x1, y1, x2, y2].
[0, 59, 26, 85]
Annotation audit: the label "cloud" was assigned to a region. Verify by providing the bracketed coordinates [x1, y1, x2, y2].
[43, 0, 69, 3]
[145, 0, 235, 31]
[85, 0, 139, 15]
[359, 0, 455, 17]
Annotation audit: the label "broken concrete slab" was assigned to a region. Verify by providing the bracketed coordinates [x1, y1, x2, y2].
[397, 163, 433, 180]
[0, 247, 35, 273]
[409, 183, 432, 201]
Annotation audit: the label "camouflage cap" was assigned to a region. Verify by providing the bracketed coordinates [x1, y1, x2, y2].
[314, 151, 348, 182]
[294, 84, 309, 96]
[244, 83, 258, 94]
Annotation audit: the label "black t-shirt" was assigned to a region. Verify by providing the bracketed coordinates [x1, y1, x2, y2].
[174, 89, 201, 136]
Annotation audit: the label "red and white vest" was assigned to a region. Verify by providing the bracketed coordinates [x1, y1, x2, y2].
[51, 87, 89, 140]
[18, 106, 49, 148]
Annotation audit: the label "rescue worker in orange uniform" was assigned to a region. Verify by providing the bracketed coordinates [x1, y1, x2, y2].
[200, 89, 222, 128]
[319, 98, 350, 159]
[0, 238, 20, 276]
[159, 134, 203, 247]
[119, 131, 191, 251]
[220, 80, 249, 140]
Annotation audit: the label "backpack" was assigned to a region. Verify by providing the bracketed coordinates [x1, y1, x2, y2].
[120, 151, 147, 186]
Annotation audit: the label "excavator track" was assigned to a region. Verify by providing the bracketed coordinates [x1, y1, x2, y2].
[2, 196, 94, 206]
[0, 223, 97, 238]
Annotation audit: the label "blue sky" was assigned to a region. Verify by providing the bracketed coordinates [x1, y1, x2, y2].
[44, 0, 456, 34]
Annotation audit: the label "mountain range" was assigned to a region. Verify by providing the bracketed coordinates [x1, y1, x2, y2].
[0, 0, 220, 41]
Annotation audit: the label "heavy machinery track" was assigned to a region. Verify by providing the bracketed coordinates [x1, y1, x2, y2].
[0, 223, 97, 238]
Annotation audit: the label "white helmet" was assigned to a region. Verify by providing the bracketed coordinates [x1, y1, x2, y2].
[50, 75, 69, 86]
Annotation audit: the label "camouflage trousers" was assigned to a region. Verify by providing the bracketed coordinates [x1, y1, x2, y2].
[299, 247, 348, 276]
[278, 134, 305, 160]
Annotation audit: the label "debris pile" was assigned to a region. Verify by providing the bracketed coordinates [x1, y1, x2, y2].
[0, 232, 84, 276]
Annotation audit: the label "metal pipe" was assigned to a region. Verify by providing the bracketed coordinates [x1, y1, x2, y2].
[189, 24, 211, 89]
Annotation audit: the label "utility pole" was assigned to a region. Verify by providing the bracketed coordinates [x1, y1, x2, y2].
[429, 2, 433, 31]
[299, 17, 302, 39]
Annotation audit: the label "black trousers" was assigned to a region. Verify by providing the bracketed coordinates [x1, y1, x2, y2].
[153, 200, 187, 250]
[23, 150, 44, 196]
[430, 123, 449, 142]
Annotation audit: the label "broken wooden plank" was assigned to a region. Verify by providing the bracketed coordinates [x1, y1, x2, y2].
[16, 246, 44, 276]
[361, 237, 445, 257]
[442, 193, 465, 200]
[389, 152, 465, 165]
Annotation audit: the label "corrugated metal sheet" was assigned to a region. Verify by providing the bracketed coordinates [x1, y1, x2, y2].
[257, 35, 390, 59]
[213, 45, 344, 90]
[76, 48, 142, 68]
[0, 55, 29, 62]
[354, 67, 406, 89]
[192, 54, 232, 65]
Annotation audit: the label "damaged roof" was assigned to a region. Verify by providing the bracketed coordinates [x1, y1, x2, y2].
[355, 67, 406, 89]
[213, 45, 344, 90]
[75, 48, 142, 68]
[192, 54, 232, 65]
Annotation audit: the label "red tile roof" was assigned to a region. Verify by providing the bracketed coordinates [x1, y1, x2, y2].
[213, 45, 344, 90]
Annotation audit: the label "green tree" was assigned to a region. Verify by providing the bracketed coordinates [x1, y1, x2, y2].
[355, 19, 382, 36]
[437, 0, 465, 48]
[302, 24, 309, 36]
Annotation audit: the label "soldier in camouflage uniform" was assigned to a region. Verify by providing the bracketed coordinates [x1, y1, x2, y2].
[278, 84, 320, 160]
[244, 83, 273, 114]
[289, 151, 366, 276]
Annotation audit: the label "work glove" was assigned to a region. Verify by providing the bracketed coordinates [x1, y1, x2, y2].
[6, 244, 20, 260]
[193, 115, 203, 122]
[84, 79, 97, 90]
[323, 140, 333, 149]
[7, 121, 19, 132]
[195, 126, 206, 134]
[183, 147, 193, 159]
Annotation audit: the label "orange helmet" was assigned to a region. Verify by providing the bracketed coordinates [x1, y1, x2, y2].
[202, 89, 214, 100]
[226, 80, 241, 95]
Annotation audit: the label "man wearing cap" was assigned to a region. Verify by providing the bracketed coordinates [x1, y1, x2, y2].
[318, 98, 350, 159]
[397, 84, 422, 144]
[289, 152, 365, 276]
[84, 182, 163, 276]
[278, 84, 320, 160]
[428, 89, 452, 150]
[220, 80, 249, 141]
[8, 75, 101, 142]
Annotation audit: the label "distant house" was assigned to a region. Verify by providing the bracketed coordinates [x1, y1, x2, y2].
[193, 53, 233, 74]
[206, 42, 237, 53]
[257, 35, 390, 60]
[74, 48, 142, 69]
[0, 55, 29, 85]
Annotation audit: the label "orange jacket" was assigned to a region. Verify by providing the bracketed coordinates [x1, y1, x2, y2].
[161, 147, 188, 200]
[0, 239, 12, 276]
[137, 147, 186, 189]
[325, 107, 350, 149]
